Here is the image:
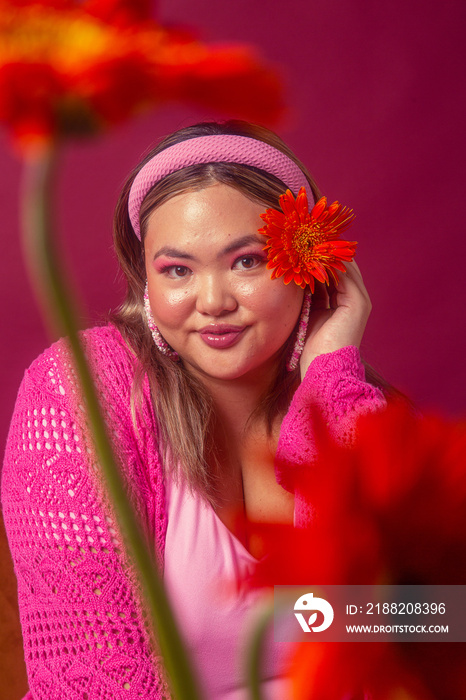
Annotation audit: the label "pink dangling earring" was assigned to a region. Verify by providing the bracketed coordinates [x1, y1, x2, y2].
[286, 288, 312, 372]
[144, 282, 179, 360]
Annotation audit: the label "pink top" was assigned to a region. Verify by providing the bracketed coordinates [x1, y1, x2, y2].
[1, 324, 386, 699]
[164, 472, 292, 699]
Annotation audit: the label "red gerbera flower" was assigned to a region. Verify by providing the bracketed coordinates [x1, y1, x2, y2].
[0, 0, 284, 151]
[243, 402, 466, 700]
[259, 186, 357, 290]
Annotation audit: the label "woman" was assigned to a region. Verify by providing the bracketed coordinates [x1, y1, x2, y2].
[2, 120, 386, 699]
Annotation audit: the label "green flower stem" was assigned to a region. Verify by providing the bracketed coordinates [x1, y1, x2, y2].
[20, 145, 203, 700]
[246, 602, 275, 700]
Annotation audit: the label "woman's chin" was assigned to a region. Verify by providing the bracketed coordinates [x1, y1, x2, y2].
[180, 349, 281, 386]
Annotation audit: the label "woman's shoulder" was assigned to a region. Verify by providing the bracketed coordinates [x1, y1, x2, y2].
[8, 324, 147, 444]
[4, 323, 157, 498]
[24, 323, 137, 397]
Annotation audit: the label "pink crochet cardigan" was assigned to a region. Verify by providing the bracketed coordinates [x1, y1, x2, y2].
[2, 324, 385, 699]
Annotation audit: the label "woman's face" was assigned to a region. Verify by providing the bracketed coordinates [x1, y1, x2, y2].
[144, 183, 304, 384]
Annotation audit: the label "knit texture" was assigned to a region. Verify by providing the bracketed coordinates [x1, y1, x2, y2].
[2, 325, 170, 700]
[2, 326, 386, 699]
[275, 346, 387, 526]
[128, 135, 314, 239]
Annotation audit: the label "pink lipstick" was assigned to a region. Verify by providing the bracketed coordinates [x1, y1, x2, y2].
[198, 324, 246, 349]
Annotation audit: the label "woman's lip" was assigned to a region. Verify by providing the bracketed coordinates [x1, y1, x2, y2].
[198, 324, 245, 333]
[198, 326, 246, 349]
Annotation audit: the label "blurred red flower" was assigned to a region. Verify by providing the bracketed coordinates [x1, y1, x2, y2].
[245, 402, 466, 700]
[0, 0, 284, 151]
[260, 187, 357, 290]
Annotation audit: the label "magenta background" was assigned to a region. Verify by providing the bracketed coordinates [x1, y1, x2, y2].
[1, 0, 466, 455]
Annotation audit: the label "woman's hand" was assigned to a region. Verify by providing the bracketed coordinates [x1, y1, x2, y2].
[299, 261, 372, 379]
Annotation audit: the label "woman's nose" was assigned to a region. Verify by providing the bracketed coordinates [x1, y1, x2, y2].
[195, 275, 237, 316]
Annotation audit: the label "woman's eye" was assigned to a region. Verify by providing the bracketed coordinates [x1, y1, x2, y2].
[235, 256, 261, 270]
[165, 265, 190, 278]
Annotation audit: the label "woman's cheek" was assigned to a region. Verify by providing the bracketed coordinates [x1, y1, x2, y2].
[234, 271, 282, 301]
[245, 277, 303, 316]
[149, 286, 193, 326]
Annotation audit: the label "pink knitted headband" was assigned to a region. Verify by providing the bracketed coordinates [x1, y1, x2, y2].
[128, 134, 314, 240]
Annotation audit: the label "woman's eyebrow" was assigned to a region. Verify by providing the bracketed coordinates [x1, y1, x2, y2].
[153, 247, 196, 261]
[220, 234, 266, 256]
[153, 234, 266, 262]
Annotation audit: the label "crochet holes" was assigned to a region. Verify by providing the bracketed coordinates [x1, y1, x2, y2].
[47, 360, 66, 395]
[40, 507, 113, 557]
[5, 330, 176, 698]
[22, 406, 82, 481]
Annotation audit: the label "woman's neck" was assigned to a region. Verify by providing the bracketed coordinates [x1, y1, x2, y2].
[199, 368, 275, 442]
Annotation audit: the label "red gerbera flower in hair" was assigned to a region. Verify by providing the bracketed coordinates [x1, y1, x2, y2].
[260, 187, 357, 290]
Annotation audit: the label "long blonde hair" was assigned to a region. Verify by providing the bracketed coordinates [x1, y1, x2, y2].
[111, 120, 320, 504]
